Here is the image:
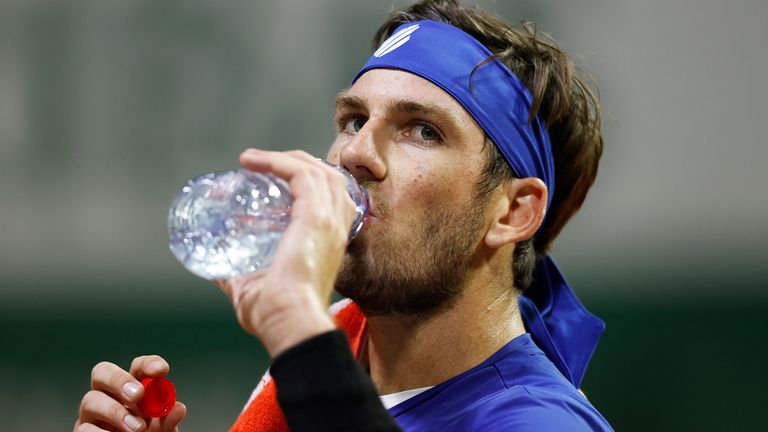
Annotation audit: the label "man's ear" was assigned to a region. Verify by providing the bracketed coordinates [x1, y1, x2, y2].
[485, 177, 548, 249]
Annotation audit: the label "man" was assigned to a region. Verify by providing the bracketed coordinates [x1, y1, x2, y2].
[75, 1, 612, 431]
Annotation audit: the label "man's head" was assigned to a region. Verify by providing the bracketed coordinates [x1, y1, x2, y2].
[329, 0, 602, 315]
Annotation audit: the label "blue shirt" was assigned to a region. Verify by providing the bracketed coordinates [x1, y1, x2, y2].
[388, 333, 613, 431]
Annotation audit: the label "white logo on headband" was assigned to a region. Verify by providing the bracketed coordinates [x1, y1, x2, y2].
[373, 24, 419, 58]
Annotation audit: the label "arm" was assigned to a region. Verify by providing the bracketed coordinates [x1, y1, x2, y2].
[219, 150, 400, 431]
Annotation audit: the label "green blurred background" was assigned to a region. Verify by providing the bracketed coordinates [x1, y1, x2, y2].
[1, 0, 766, 431]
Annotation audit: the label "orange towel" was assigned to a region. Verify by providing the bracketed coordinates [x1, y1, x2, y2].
[230, 300, 368, 432]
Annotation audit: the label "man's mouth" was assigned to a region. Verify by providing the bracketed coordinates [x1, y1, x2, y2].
[360, 184, 383, 220]
[363, 212, 375, 227]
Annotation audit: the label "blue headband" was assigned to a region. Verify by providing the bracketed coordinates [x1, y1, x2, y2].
[353, 20, 555, 209]
[353, 20, 604, 388]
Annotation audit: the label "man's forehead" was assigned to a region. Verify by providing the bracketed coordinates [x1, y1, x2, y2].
[340, 69, 460, 107]
[335, 69, 477, 127]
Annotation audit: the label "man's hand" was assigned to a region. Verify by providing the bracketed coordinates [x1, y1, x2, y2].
[217, 149, 358, 357]
[74, 355, 186, 432]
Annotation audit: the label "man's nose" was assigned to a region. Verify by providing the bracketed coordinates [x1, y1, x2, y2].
[339, 120, 387, 182]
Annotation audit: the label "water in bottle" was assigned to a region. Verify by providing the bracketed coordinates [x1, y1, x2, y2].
[167, 166, 368, 280]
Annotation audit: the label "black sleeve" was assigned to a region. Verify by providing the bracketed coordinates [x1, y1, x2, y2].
[270, 329, 402, 432]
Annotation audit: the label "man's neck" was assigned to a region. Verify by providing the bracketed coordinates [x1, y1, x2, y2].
[364, 277, 526, 395]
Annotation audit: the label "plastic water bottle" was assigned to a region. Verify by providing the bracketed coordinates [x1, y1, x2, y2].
[167, 164, 369, 280]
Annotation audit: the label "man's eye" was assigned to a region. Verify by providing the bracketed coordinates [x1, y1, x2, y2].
[343, 117, 366, 133]
[412, 124, 441, 141]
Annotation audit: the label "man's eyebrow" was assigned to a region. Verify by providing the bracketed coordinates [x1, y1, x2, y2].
[335, 92, 464, 130]
[386, 99, 462, 127]
[335, 93, 366, 112]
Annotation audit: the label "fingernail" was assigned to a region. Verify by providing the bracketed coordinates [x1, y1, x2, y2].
[124, 414, 143, 431]
[122, 382, 141, 399]
[149, 360, 164, 373]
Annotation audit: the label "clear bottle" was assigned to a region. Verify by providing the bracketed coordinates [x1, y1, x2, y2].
[167, 165, 368, 280]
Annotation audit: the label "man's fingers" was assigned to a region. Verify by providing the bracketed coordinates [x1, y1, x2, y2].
[129, 355, 169, 379]
[240, 150, 326, 184]
[241, 148, 346, 182]
[241, 148, 318, 166]
[74, 423, 110, 432]
[150, 401, 187, 432]
[240, 149, 340, 193]
[91, 362, 144, 405]
[74, 422, 111, 432]
[215, 279, 231, 299]
[79, 390, 147, 432]
[240, 148, 353, 208]
[241, 149, 354, 230]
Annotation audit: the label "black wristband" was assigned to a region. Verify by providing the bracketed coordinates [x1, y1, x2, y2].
[271, 330, 401, 431]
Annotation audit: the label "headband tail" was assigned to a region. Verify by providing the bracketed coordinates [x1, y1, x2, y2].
[519, 255, 605, 387]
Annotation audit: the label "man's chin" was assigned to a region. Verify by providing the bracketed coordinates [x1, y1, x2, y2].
[335, 265, 465, 318]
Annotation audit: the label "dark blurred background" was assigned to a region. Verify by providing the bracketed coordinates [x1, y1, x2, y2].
[1, 0, 766, 430]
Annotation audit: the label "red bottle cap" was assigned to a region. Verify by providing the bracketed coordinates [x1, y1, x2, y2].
[138, 377, 176, 418]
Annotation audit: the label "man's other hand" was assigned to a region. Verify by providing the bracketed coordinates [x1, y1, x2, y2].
[74, 355, 186, 432]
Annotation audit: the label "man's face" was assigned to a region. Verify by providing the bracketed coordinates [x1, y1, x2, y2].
[327, 69, 491, 316]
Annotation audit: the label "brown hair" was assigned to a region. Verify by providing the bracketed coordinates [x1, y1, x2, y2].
[373, 0, 603, 290]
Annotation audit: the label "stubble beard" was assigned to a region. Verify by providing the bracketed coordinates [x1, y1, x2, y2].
[334, 191, 487, 317]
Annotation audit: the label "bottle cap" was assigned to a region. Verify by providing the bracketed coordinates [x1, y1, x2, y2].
[138, 377, 176, 418]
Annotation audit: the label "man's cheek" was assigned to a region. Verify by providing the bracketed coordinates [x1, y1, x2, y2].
[407, 177, 450, 209]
